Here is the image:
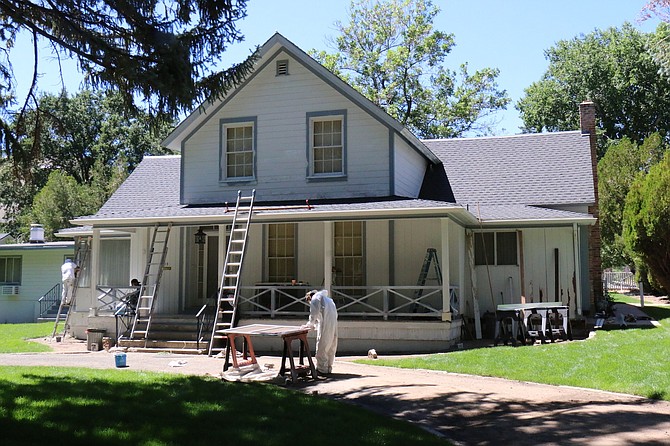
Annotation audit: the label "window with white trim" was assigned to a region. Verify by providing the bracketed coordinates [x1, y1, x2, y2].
[267, 224, 296, 282]
[334, 221, 364, 290]
[309, 114, 344, 175]
[222, 121, 254, 179]
[0, 256, 21, 284]
[474, 232, 518, 266]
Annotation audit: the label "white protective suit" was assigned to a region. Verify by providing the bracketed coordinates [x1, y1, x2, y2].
[61, 259, 77, 304]
[304, 289, 338, 374]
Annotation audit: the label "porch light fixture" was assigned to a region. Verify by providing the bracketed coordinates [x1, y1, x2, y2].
[194, 228, 206, 245]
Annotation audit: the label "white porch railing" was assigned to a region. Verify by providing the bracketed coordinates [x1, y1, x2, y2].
[239, 285, 458, 320]
[96, 286, 140, 312]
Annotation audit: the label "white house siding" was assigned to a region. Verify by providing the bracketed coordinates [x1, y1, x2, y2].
[181, 51, 395, 204]
[393, 134, 427, 198]
[393, 219, 442, 285]
[0, 245, 72, 323]
[472, 227, 578, 316]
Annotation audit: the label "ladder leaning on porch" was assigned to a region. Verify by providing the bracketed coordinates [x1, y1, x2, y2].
[208, 190, 256, 356]
[130, 223, 172, 342]
[52, 237, 91, 339]
[411, 248, 443, 313]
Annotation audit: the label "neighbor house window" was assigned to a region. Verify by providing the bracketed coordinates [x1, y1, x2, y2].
[307, 111, 346, 177]
[334, 221, 364, 289]
[0, 256, 22, 284]
[474, 232, 518, 266]
[221, 118, 256, 181]
[267, 224, 296, 282]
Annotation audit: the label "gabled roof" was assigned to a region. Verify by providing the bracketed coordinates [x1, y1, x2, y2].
[161, 32, 440, 164]
[423, 131, 595, 207]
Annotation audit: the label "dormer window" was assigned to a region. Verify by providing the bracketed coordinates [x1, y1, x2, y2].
[276, 59, 289, 76]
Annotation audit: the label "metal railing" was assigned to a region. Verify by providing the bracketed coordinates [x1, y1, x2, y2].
[196, 304, 214, 350]
[238, 284, 458, 320]
[37, 283, 62, 318]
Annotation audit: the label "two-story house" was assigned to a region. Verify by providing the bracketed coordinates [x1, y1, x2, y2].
[62, 33, 598, 353]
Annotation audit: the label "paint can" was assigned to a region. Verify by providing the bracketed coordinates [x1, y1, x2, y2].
[114, 352, 127, 368]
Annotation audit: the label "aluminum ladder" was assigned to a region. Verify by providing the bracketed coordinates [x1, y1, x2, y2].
[208, 190, 256, 356]
[52, 236, 91, 339]
[411, 248, 442, 312]
[130, 223, 172, 341]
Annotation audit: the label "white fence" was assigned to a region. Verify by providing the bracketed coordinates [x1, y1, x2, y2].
[603, 271, 637, 291]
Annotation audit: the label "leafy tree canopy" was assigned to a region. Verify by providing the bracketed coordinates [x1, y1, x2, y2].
[623, 149, 670, 293]
[0, 89, 175, 239]
[0, 0, 255, 165]
[517, 23, 670, 158]
[598, 133, 667, 268]
[311, 0, 510, 138]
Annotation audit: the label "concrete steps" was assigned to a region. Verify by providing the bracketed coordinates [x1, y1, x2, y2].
[118, 313, 211, 354]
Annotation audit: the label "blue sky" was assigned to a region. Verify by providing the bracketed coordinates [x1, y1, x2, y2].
[10, 0, 662, 135]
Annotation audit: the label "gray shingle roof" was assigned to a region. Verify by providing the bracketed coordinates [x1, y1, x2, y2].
[422, 131, 595, 207]
[82, 132, 596, 226]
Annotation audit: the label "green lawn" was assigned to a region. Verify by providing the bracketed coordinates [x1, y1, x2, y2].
[358, 300, 670, 401]
[0, 322, 59, 353]
[0, 322, 447, 445]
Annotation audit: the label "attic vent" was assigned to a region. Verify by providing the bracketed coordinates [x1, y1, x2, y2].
[1, 286, 19, 295]
[276, 59, 289, 76]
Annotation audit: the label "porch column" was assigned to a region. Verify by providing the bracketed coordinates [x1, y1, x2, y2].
[441, 218, 451, 321]
[458, 225, 466, 316]
[573, 223, 583, 316]
[324, 221, 333, 296]
[218, 225, 227, 286]
[89, 228, 101, 310]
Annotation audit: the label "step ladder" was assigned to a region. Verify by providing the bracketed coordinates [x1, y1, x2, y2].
[411, 248, 442, 312]
[208, 190, 256, 356]
[130, 223, 172, 341]
[52, 236, 91, 339]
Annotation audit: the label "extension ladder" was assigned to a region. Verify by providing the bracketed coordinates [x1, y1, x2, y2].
[208, 190, 256, 356]
[130, 223, 172, 341]
[411, 248, 442, 312]
[52, 236, 91, 339]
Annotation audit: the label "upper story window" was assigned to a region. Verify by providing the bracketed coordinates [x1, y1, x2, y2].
[307, 110, 346, 178]
[220, 117, 256, 182]
[474, 231, 518, 266]
[0, 256, 22, 285]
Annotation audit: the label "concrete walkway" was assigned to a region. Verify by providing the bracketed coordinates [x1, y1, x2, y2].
[1, 344, 670, 446]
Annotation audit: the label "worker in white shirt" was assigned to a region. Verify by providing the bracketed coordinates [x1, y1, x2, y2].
[61, 258, 78, 305]
[302, 289, 338, 375]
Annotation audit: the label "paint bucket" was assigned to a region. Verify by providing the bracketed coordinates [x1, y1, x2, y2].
[114, 352, 127, 368]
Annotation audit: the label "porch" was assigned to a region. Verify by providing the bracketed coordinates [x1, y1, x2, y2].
[72, 283, 461, 354]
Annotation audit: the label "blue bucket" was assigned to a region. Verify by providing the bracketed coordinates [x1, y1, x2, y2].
[114, 352, 127, 368]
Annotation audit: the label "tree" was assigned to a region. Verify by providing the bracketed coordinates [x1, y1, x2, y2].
[598, 134, 667, 268]
[641, 1, 670, 76]
[0, 0, 255, 166]
[23, 170, 97, 241]
[517, 24, 670, 158]
[0, 89, 175, 238]
[311, 0, 509, 138]
[622, 150, 670, 293]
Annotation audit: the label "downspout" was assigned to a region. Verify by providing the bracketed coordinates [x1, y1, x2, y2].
[573, 223, 583, 316]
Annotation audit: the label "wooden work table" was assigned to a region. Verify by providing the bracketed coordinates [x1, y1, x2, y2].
[219, 324, 317, 383]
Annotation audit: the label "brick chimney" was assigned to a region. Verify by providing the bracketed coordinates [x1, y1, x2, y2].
[579, 100, 603, 309]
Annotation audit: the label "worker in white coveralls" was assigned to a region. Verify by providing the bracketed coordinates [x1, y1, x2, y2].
[61, 258, 77, 304]
[302, 289, 338, 375]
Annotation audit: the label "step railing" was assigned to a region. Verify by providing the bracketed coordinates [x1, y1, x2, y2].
[38, 283, 62, 318]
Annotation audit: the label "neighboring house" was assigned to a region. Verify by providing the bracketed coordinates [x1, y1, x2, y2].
[0, 233, 13, 245]
[63, 33, 599, 353]
[0, 238, 74, 323]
